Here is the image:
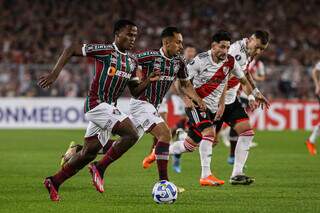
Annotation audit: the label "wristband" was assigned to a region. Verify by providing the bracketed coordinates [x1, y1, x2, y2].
[248, 94, 255, 101]
[252, 88, 260, 97]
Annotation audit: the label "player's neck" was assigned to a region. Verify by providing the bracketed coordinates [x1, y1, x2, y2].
[161, 47, 173, 59]
[211, 52, 222, 64]
[113, 42, 127, 54]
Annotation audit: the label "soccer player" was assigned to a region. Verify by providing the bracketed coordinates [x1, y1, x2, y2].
[39, 20, 159, 201]
[168, 30, 267, 186]
[305, 61, 320, 155]
[142, 44, 197, 173]
[130, 27, 206, 182]
[203, 30, 270, 184]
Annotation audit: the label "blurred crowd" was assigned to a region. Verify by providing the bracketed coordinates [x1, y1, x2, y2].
[0, 0, 319, 99]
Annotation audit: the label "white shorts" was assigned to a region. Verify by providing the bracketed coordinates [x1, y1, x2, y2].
[84, 102, 127, 146]
[129, 98, 165, 133]
[158, 100, 168, 114]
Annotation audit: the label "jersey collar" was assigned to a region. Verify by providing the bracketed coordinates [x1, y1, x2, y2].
[160, 48, 173, 60]
[113, 42, 127, 55]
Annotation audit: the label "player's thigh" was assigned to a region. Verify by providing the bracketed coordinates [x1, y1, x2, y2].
[112, 117, 139, 140]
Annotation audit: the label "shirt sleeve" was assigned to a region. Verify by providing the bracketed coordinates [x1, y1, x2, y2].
[231, 60, 245, 79]
[187, 56, 201, 79]
[82, 44, 111, 57]
[130, 59, 140, 81]
[177, 59, 190, 81]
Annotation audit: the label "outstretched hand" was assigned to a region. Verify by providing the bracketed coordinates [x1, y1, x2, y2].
[38, 73, 58, 88]
[256, 93, 270, 109]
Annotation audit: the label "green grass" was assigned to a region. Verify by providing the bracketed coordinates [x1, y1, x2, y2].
[0, 130, 320, 212]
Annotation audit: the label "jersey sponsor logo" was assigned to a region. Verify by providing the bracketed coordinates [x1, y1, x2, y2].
[235, 55, 241, 61]
[108, 67, 132, 79]
[189, 59, 195, 65]
[86, 44, 107, 52]
[108, 66, 117, 76]
[105, 119, 113, 128]
[159, 76, 175, 81]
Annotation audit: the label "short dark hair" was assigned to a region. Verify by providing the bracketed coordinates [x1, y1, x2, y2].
[161, 27, 181, 39]
[113, 19, 137, 35]
[211, 30, 232, 43]
[253, 30, 269, 45]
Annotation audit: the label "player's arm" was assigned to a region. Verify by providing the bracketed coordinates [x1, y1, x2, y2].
[179, 80, 206, 111]
[312, 65, 320, 96]
[177, 57, 206, 110]
[38, 44, 83, 88]
[127, 66, 160, 97]
[233, 61, 269, 108]
[214, 82, 227, 121]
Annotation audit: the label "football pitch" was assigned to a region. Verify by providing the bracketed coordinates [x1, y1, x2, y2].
[0, 130, 319, 213]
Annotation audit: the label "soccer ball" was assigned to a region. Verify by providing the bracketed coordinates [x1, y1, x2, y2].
[152, 180, 178, 204]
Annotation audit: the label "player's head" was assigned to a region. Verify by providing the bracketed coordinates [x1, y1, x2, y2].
[183, 45, 197, 62]
[247, 30, 269, 58]
[113, 19, 138, 51]
[211, 30, 232, 61]
[161, 27, 183, 57]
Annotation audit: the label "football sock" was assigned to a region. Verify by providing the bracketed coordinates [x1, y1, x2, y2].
[155, 141, 170, 180]
[232, 129, 254, 177]
[52, 163, 77, 188]
[98, 139, 115, 154]
[199, 135, 215, 178]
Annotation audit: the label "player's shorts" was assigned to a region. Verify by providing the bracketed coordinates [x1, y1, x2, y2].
[129, 98, 165, 133]
[158, 99, 168, 114]
[84, 102, 128, 146]
[215, 98, 249, 133]
[185, 106, 217, 143]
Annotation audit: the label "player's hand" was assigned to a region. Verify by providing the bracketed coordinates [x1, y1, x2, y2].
[248, 99, 259, 111]
[255, 93, 270, 109]
[148, 70, 160, 82]
[183, 96, 195, 109]
[214, 103, 225, 121]
[194, 97, 206, 111]
[38, 72, 58, 88]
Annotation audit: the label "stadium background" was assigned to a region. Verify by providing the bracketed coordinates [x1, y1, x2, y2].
[0, 0, 320, 212]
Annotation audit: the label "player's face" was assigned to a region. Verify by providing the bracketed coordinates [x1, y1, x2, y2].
[166, 33, 183, 57]
[117, 25, 138, 50]
[247, 36, 268, 58]
[211, 40, 230, 61]
[183, 47, 197, 61]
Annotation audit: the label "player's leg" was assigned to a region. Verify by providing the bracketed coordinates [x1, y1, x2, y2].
[230, 118, 255, 185]
[44, 124, 103, 201]
[305, 124, 319, 155]
[149, 122, 172, 180]
[142, 111, 167, 169]
[228, 128, 238, 165]
[219, 124, 231, 147]
[93, 117, 139, 178]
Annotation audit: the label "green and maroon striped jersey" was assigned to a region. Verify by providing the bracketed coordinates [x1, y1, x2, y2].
[82, 43, 138, 112]
[136, 48, 189, 108]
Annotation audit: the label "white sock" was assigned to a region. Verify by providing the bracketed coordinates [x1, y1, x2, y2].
[231, 130, 254, 177]
[309, 125, 320, 144]
[199, 139, 213, 178]
[169, 138, 198, 155]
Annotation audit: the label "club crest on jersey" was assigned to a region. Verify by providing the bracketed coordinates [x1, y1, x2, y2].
[200, 112, 207, 118]
[108, 66, 117, 76]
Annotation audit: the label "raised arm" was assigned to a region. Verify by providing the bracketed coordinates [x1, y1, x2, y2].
[38, 44, 83, 88]
[312, 66, 320, 96]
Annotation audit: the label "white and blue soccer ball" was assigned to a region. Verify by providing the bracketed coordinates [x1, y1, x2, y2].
[152, 180, 178, 204]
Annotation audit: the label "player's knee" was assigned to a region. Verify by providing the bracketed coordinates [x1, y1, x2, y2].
[183, 137, 198, 152]
[157, 129, 171, 142]
[126, 130, 139, 146]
